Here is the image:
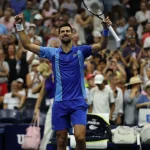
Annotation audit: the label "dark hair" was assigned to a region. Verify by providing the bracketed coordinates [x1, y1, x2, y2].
[108, 73, 117, 81]
[99, 58, 106, 64]
[58, 23, 73, 33]
[77, 8, 85, 14]
[106, 68, 113, 74]
[92, 52, 101, 59]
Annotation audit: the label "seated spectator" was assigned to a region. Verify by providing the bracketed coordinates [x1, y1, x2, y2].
[124, 76, 142, 125]
[89, 74, 115, 120]
[3, 80, 26, 110]
[16, 78, 26, 96]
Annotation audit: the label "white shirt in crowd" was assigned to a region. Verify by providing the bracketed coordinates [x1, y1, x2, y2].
[106, 84, 123, 121]
[3, 91, 25, 110]
[89, 85, 115, 113]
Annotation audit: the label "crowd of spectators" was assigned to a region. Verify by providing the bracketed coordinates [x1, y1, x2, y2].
[0, 0, 150, 126]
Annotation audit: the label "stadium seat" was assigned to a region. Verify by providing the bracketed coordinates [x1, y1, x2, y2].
[0, 109, 20, 123]
[20, 109, 34, 123]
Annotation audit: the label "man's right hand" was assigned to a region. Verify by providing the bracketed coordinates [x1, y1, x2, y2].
[14, 14, 24, 24]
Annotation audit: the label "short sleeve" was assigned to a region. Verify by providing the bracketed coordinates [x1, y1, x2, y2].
[3, 94, 9, 104]
[78, 45, 92, 59]
[39, 46, 57, 60]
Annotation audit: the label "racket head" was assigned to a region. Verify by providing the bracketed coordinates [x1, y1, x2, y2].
[82, 0, 105, 18]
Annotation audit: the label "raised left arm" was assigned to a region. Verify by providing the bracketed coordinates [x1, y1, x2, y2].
[92, 17, 112, 53]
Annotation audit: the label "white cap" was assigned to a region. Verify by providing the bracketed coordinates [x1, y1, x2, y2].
[34, 14, 43, 20]
[94, 74, 104, 84]
[16, 78, 24, 83]
[31, 59, 40, 66]
[93, 31, 101, 37]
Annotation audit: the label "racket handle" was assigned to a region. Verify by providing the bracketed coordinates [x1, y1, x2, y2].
[108, 26, 120, 42]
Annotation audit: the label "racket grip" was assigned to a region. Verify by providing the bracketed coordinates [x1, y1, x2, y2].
[108, 26, 120, 42]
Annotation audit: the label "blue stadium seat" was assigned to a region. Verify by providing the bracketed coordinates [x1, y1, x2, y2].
[20, 109, 34, 123]
[0, 109, 20, 123]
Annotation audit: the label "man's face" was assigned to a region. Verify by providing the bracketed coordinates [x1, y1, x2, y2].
[140, 3, 146, 11]
[87, 77, 95, 87]
[129, 38, 136, 46]
[59, 26, 73, 44]
[110, 76, 118, 86]
[11, 82, 18, 92]
[97, 82, 105, 90]
[26, 1, 32, 10]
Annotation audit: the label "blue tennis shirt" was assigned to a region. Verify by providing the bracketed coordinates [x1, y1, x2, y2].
[39, 45, 92, 101]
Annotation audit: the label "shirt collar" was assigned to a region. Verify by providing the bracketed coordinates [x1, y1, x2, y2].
[59, 45, 74, 54]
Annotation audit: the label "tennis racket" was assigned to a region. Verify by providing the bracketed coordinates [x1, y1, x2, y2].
[82, 0, 120, 42]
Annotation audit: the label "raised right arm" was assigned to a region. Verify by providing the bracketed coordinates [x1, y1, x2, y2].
[15, 14, 40, 55]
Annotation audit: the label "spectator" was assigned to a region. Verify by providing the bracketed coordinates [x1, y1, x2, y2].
[142, 22, 150, 45]
[106, 73, 123, 125]
[25, 59, 44, 109]
[0, 8, 14, 33]
[124, 76, 142, 125]
[3, 80, 26, 110]
[60, 0, 77, 19]
[23, 0, 34, 22]
[135, 2, 150, 39]
[34, 60, 54, 150]
[122, 35, 141, 60]
[16, 42, 29, 85]
[73, 8, 92, 44]
[136, 81, 150, 109]
[41, 0, 57, 28]
[89, 74, 115, 120]
[85, 74, 95, 90]
[102, 58, 127, 82]
[92, 31, 102, 44]
[16, 78, 26, 96]
[5, 44, 18, 89]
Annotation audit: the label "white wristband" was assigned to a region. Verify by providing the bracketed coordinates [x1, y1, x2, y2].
[15, 23, 24, 31]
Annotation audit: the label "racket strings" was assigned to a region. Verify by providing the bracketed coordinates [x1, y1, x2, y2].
[83, 0, 104, 15]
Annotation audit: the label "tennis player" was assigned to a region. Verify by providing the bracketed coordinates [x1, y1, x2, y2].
[14, 14, 111, 150]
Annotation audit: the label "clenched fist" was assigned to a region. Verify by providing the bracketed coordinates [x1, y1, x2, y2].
[14, 14, 24, 24]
